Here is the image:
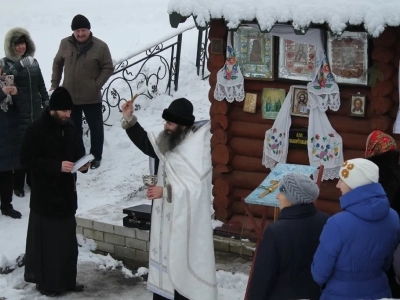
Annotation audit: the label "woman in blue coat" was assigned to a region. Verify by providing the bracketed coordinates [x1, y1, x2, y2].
[312, 158, 400, 299]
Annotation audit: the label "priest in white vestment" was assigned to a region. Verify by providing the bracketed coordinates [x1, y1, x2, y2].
[121, 98, 218, 300]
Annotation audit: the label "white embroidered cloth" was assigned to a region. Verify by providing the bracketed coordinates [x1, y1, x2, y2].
[262, 85, 297, 169]
[147, 122, 218, 300]
[214, 33, 245, 102]
[307, 56, 342, 180]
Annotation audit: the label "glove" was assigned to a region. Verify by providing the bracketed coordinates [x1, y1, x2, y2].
[20, 56, 35, 68]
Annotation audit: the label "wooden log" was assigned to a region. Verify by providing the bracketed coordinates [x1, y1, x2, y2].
[207, 53, 225, 70]
[229, 116, 373, 141]
[370, 115, 392, 132]
[209, 71, 217, 88]
[230, 98, 373, 120]
[210, 99, 229, 116]
[244, 80, 292, 93]
[211, 144, 235, 165]
[391, 88, 399, 104]
[376, 62, 395, 81]
[211, 128, 232, 146]
[229, 136, 367, 160]
[373, 27, 398, 47]
[232, 188, 253, 201]
[390, 104, 399, 120]
[214, 207, 233, 222]
[372, 45, 395, 64]
[230, 137, 264, 158]
[211, 113, 229, 130]
[229, 121, 271, 140]
[391, 52, 400, 69]
[213, 177, 233, 196]
[314, 199, 341, 215]
[393, 73, 399, 90]
[214, 163, 233, 174]
[340, 132, 371, 151]
[329, 116, 374, 135]
[231, 170, 268, 190]
[371, 96, 393, 115]
[228, 214, 269, 231]
[371, 79, 394, 97]
[318, 180, 341, 202]
[230, 107, 275, 124]
[212, 168, 224, 183]
[231, 201, 276, 219]
[231, 155, 266, 173]
[213, 195, 233, 209]
[209, 20, 227, 39]
[212, 164, 233, 183]
[207, 61, 221, 77]
[208, 87, 215, 104]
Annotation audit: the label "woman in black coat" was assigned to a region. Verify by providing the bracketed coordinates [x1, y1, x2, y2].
[365, 130, 400, 298]
[0, 61, 27, 218]
[248, 173, 329, 300]
[2, 27, 49, 197]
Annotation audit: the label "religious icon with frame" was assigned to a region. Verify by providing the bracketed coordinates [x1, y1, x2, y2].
[278, 39, 317, 81]
[243, 93, 257, 113]
[234, 25, 274, 80]
[291, 87, 309, 118]
[327, 31, 368, 86]
[349, 94, 366, 117]
[261, 88, 286, 120]
[210, 38, 224, 55]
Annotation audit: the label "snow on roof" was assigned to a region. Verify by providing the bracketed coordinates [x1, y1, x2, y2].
[167, 0, 400, 37]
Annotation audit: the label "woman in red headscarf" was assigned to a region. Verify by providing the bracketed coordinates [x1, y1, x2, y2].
[365, 129, 400, 298]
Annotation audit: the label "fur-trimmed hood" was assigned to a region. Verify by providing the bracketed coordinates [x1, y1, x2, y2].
[4, 27, 36, 62]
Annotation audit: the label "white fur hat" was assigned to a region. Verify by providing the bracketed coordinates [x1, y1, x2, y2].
[339, 158, 379, 189]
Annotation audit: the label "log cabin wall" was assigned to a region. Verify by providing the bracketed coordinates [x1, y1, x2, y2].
[208, 20, 400, 231]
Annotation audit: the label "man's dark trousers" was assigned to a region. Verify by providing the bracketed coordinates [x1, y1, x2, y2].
[71, 103, 104, 162]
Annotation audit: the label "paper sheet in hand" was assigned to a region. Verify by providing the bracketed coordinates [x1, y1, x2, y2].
[71, 154, 94, 173]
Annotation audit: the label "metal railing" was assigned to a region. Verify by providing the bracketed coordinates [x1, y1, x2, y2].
[195, 25, 210, 80]
[83, 24, 211, 134]
[83, 24, 195, 129]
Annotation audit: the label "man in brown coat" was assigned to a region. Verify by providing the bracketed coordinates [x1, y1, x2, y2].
[50, 14, 113, 169]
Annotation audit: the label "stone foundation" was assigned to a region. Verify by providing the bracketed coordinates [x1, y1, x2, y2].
[76, 216, 255, 268]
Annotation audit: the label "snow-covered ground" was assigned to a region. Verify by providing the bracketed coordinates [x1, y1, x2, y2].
[0, 0, 247, 299]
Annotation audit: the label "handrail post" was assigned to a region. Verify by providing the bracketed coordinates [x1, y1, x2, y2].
[196, 29, 203, 76]
[201, 27, 210, 80]
[174, 33, 182, 92]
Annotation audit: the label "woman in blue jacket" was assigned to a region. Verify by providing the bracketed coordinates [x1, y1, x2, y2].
[312, 158, 400, 299]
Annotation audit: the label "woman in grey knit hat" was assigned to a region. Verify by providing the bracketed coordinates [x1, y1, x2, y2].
[248, 173, 329, 300]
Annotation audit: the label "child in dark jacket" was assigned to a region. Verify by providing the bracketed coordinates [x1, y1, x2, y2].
[249, 173, 329, 300]
[312, 158, 400, 300]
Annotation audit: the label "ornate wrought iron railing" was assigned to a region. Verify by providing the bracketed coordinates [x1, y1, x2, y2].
[83, 24, 195, 131]
[196, 25, 210, 80]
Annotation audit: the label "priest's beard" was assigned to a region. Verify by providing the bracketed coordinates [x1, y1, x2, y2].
[156, 126, 189, 155]
[50, 111, 70, 125]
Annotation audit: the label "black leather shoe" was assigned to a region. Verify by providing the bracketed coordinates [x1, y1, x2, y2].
[14, 189, 25, 197]
[1, 208, 22, 219]
[68, 283, 85, 292]
[90, 160, 101, 169]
